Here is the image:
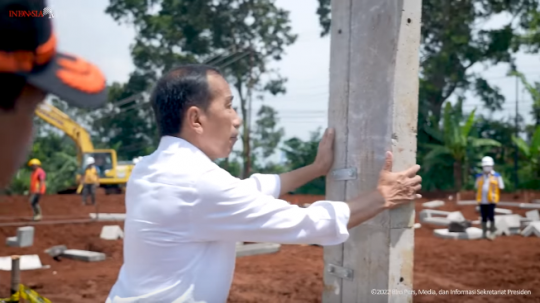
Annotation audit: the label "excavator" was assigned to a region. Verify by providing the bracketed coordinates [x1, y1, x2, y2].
[35, 102, 136, 194]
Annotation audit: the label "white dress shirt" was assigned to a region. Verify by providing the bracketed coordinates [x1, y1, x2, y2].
[106, 136, 350, 303]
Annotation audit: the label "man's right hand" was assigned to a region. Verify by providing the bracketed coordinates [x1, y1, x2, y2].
[377, 151, 422, 209]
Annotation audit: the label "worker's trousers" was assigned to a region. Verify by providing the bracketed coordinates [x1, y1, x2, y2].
[82, 184, 97, 205]
[29, 194, 41, 216]
[479, 203, 495, 223]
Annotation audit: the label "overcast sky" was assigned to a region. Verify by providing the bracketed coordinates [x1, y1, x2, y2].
[48, 0, 540, 150]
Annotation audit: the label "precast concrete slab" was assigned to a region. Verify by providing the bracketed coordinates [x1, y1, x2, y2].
[433, 227, 483, 240]
[61, 249, 106, 262]
[89, 213, 126, 221]
[495, 215, 521, 229]
[419, 209, 451, 226]
[0, 255, 44, 271]
[236, 243, 281, 258]
[474, 207, 512, 214]
[519, 203, 540, 209]
[457, 201, 477, 205]
[413, 223, 421, 229]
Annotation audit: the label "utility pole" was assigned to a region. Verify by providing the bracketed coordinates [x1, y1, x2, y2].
[242, 47, 254, 179]
[323, 1, 422, 302]
[514, 75, 519, 190]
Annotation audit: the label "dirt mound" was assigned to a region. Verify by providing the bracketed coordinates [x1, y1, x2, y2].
[0, 193, 538, 302]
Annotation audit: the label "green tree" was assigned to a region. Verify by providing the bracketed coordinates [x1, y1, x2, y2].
[105, 0, 297, 177]
[251, 105, 285, 171]
[423, 101, 501, 191]
[281, 129, 325, 194]
[90, 80, 157, 161]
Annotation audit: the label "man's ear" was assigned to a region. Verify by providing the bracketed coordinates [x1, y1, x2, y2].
[185, 106, 203, 134]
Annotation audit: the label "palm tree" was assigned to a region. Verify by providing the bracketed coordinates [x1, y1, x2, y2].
[423, 101, 501, 191]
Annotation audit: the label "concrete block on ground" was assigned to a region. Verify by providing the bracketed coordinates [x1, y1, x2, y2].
[5, 237, 17, 247]
[433, 227, 483, 240]
[61, 249, 106, 262]
[89, 213, 126, 221]
[0, 255, 44, 271]
[526, 210, 540, 221]
[532, 200, 540, 204]
[495, 215, 521, 236]
[45, 245, 67, 257]
[521, 222, 540, 237]
[422, 200, 444, 208]
[100, 225, 124, 240]
[447, 211, 465, 222]
[413, 223, 421, 229]
[5, 226, 34, 247]
[495, 219, 510, 236]
[236, 243, 281, 258]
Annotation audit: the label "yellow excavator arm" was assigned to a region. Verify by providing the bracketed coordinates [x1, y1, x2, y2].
[35, 102, 95, 159]
[34, 102, 135, 193]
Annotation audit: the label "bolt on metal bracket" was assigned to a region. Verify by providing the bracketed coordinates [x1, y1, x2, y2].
[326, 263, 354, 280]
[331, 167, 358, 181]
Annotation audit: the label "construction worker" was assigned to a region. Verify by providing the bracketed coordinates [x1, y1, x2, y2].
[475, 156, 505, 240]
[28, 159, 46, 220]
[0, 0, 107, 192]
[81, 157, 100, 205]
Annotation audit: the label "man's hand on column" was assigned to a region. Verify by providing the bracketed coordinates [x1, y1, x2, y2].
[313, 128, 335, 177]
[377, 151, 422, 209]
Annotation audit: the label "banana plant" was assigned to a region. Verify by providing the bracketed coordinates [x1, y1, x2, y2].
[512, 125, 540, 178]
[423, 101, 501, 190]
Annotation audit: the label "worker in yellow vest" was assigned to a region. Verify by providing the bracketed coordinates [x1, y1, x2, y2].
[81, 157, 100, 205]
[474, 156, 504, 240]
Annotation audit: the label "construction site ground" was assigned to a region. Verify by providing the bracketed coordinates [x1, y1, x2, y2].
[0, 192, 539, 303]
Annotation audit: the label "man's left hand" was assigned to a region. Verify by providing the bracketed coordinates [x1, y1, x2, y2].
[313, 128, 335, 177]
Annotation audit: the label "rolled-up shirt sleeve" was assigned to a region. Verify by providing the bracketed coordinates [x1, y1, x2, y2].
[191, 168, 350, 246]
[240, 173, 281, 198]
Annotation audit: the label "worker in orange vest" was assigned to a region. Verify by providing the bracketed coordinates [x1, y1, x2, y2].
[28, 159, 46, 221]
[475, 156, 504, 240]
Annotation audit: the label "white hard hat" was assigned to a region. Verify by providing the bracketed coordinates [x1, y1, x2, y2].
[85, 157, 95, 166]
[481, 156, 494, 167]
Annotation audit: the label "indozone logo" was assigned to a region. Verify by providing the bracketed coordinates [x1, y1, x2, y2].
[9, 7, 54, 18]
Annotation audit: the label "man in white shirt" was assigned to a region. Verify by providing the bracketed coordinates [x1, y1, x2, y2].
[107, 65, 422, 303]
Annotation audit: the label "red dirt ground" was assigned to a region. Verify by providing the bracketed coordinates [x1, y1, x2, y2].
[0, 192, 539, 302]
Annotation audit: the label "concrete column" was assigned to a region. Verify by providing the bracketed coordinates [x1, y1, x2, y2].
[323, 0, 422, 302]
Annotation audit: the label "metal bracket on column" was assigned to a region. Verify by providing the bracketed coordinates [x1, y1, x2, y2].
[326, 263, 354, 280]
[331, 167, 357, 181]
